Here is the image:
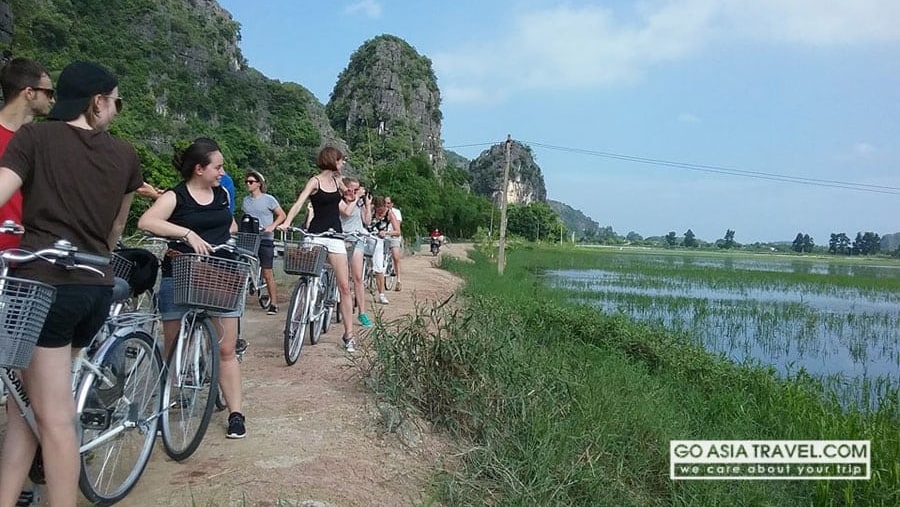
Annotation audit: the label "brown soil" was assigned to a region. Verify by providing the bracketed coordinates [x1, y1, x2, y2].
[3, 243, 468, 507]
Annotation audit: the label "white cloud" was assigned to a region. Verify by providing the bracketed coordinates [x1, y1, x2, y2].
[853, 142, 876, 157]
[678, 113, 701, 123]
[434, 0, 900, 104]
[344, 0, 381, 19]
[724, 0, 900, 46]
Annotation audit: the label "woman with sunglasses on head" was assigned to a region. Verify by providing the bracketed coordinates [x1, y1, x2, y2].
[138, 137, 248, 440]
[0, 61, 141, 507]
[339, 177, 373, 327]
[279, 147, 356, 351]
[242, 170, 286, 315]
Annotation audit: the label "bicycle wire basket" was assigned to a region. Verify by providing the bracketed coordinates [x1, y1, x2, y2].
[233, 232, 262, 258]
[283, 241, 327, 277]
[172, 254, 251, 313]
[110, 252, 135, 280]
[363, 237, 377, 257]
[0, 276, 56, 369]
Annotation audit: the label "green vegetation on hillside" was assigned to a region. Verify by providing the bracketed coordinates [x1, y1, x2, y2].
[8, 0, 327, 228]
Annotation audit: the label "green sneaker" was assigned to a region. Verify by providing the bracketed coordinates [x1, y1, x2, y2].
[358, 313, 373, 327]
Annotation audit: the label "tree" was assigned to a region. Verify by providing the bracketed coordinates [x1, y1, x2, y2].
[625, 231, 643, 243]
[665, 231, 677, 247]
[828, 232, 851, 255]
[792, 233, 814, 253]
[717, 229, 736, 249]
[852, 232, 881, 255]
[682, 229, 697, 248]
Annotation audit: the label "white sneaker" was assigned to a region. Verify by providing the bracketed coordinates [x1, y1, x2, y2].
[342, 336, 356, 353]
[378, 293, 390, 305]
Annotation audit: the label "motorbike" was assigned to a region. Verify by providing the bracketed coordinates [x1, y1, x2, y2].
[430, 237, 441, 256]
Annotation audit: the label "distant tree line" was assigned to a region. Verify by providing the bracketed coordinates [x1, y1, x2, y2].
[788, 231, 883, 255]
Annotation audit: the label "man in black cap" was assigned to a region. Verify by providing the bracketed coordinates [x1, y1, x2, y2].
[0, 61, 142, 507]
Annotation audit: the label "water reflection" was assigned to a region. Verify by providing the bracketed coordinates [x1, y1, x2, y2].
[546, 253, 900, 407]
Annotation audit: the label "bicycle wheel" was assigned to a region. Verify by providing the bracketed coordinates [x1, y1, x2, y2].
[309, 278, 325, 345]
[284, 279, 309, 365]
[161, 316, 219, 461]
[384, 255, 397, 291]
[363, 258, 376, 294]
[322, 270, 338, 332]
[78, 331, 164, 505]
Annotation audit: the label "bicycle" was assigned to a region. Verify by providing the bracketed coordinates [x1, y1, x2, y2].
[0, 236, 166, 506]
[361, 235, 396, 293]
[281, 228, 353, 365]
[153, 239, 251, 461]
[233, 231, 269, 309]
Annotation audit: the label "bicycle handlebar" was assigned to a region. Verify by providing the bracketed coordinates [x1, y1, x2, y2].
[281, 227, 369, 242]
[141, 233, 254, 258]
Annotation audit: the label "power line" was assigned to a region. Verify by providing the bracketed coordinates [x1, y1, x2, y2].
[446, 139, 900, 196]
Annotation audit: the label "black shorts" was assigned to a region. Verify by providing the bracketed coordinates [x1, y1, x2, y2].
[38, 285, 112, 348]
[258, 239, 275, 269]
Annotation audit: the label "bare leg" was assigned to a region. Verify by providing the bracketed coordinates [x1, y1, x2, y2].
[390, 244, 401, 288]
[0, 346, 79, 507]
[213, 317, 242, 414]
[329, 251, 353, 337]
[262, 267, 277, 306]
[351, 250, 366, 314]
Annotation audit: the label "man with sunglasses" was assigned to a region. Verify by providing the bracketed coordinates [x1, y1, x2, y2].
[0, 57, 55, 253]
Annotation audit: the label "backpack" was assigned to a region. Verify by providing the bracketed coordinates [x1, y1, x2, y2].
[112, 248, 159, 296]
[239, 213, 260, 234]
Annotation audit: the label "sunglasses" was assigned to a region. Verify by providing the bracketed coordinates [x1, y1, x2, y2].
[102, 95, 123, 113]
[245, 180, 258, 184]
[30, 87, 55, 99]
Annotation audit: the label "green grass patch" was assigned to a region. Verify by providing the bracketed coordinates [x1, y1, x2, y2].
[360, 245, 899, 506]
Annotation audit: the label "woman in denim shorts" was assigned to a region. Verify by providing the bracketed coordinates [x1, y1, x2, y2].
[137, 137, 248, 440]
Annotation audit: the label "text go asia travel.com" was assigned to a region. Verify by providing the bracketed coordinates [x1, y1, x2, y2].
[669, 440, 870, 480]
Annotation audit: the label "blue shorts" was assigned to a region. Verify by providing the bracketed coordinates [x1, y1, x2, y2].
[158, 277, 242, 321]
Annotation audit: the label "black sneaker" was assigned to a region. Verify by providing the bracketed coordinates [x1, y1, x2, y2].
[235, 338, 249, 355]
[266, 304, 278, 315]
[227, 412, 246, 439]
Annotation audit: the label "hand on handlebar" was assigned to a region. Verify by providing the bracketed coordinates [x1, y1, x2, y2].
[184, 230, 212, 256]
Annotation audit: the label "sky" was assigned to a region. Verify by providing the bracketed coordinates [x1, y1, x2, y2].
[215, 0, 900, 243]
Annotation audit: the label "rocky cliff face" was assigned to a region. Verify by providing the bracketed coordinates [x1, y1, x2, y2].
[0, 1, 11, 47]
[327, 34, 443, 171]
[469, 141, 547, 205]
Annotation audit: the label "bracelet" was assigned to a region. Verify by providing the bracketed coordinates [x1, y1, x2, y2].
[182, 230, 192, 242]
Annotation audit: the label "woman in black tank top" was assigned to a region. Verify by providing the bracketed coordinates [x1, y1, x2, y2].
[138, 138, 248, 438]
[280, 147, 359, 351]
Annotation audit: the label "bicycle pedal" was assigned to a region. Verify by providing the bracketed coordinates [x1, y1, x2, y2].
[81, 407, 112, 431]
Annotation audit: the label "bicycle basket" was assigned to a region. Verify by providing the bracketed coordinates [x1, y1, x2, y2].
[0, 277, 56, 369]
[283, 242, 327, 276]
[110, 252, 135, 280]
[172, 254, 250, 313]
[363, 237, 377, 257]
[233, 232, 261, 257]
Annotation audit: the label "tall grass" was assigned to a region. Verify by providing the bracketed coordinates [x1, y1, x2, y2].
[359, 246, 899, 506]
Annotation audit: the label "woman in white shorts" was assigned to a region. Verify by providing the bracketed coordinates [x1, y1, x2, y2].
[279, 147, 356, 351]
[368, 196, 401, 305]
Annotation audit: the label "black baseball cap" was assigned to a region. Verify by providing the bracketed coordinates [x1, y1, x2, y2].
[48, 61, 117, 121]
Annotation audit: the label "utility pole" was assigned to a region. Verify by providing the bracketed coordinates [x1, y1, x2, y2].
[498, 135, 511, 274]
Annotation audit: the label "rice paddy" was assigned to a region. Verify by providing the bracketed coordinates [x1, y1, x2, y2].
[545, 249, 900, 409]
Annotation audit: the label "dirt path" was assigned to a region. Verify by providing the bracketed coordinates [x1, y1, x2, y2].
[3, 243, 468, 507]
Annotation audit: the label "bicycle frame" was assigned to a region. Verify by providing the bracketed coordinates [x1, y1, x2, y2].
[0, 311, 162, 454]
